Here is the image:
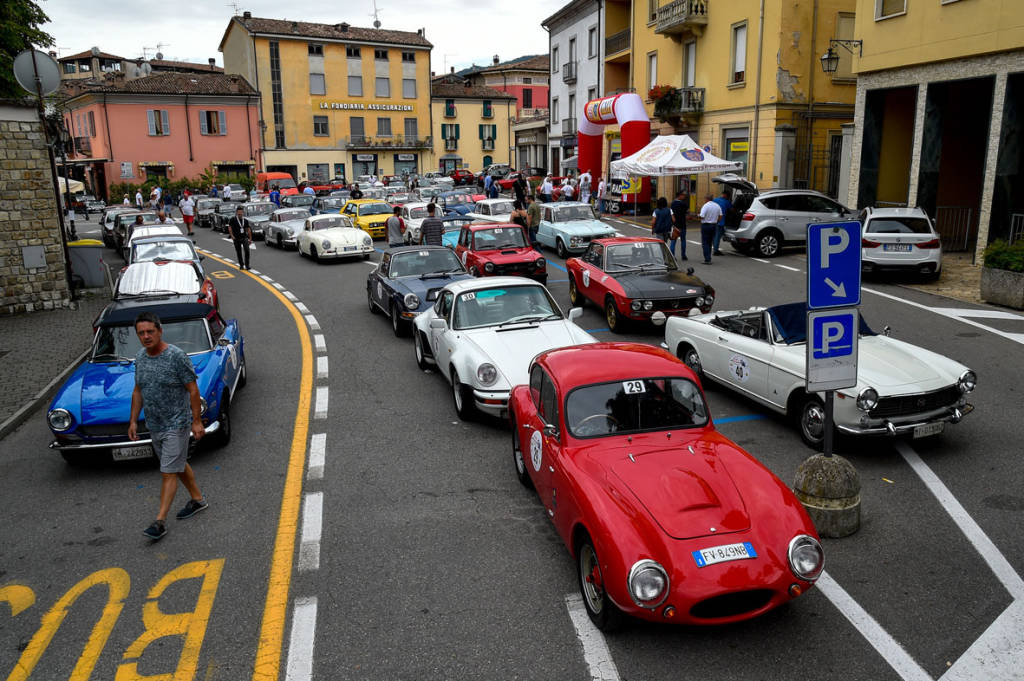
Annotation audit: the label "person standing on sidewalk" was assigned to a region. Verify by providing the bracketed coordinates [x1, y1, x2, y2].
[526, 194, 542, 250]
[698, 194, 723, 264]
[227, 206, 253, 270]
[179, 194, 196, 236]
[129, 311, 207, 541]
[712, 190, 732, 256]
[669, 189, 689, 260]
[539, 175, 553, 203]
[651, 197, 673, 245]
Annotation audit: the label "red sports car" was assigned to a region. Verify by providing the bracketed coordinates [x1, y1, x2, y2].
[454, 222, 547, 284]
[509, 342, 823, 629]
[448, 168, 476, 185]
[566, 237, 715, 332]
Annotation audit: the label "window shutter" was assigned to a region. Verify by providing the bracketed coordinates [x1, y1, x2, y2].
[490, 125, 497, 140]
[219, 110, 227, 135]
[160, 110, 170, 136]
[88, 111, 96, 137]
[478, 124, 484, 140]
[199, 110, 208, 135]
[147, 110, 156, 136]
[455, 124, 460, 139]
[441, 124, 448, 139]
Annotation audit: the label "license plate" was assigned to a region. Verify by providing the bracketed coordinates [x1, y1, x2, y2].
[883, 244, 912, 252]
[111, 445, 154, 461]
[343, 246, 357, 251]
[693, 542, 757, 567]
[913, 422, 944, 439]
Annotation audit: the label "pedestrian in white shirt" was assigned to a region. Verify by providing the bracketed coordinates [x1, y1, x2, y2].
[179, 195, 196, 235]
[123, 194, 131, 206]
[698, 194, 723, 264]
[596, 178, 607, 214]
[135, 190, 144, 208]
[578, 169, 592, 204]
[539, 176, 553, 203]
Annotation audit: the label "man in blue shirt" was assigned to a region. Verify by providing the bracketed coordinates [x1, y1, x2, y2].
[269, 185, 281, 207]
[712, 190, 732, 256]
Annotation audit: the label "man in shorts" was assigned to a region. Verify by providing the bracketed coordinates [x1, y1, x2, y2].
[179, 194, 196, 235]
[129, 311, 208, 541]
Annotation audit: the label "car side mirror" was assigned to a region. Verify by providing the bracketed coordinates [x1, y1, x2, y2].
[429, 318, 447, 330]
[687, 267, 695, 275]
[883, 325, 891, 337]
[568, 307, 583, 321]
[543, 423, 559, 438]
[217, 337, 231, 346]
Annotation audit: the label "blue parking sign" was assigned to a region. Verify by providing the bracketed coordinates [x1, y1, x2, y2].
[807, 221, 861, 310]
[812, 313, 855, 359]
[806, 308, 859, 391]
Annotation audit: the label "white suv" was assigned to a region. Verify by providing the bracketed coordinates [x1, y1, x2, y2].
[860, 206, 942, 279]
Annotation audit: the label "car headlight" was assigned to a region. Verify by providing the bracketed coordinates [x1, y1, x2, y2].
[363, 236, 372, 246]
[957, 370, 977, 393]
[788, 535, 824, 581]
[695, 296, 705, 306]
[404, 293, 420, 310]
[321, 239, 331, 250]
[200, 397, 208, 415]
[484, 262, 495, 273]
[476, 363, 498, 386]
[703, 294, 714, 306]
[627, 559, 669, 607]
[570, 236, 582, 247]
[643, 300, 654, 311]
[631, 300, 642, 311]
[535, 258, 545, 269]
[856, 387, 879, 412]
[48, 408, 72, 432]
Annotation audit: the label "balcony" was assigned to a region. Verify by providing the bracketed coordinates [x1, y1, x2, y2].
[605, 29, 630, 57]
[342, 135, 432, 150]
[561, 118, 577, 136]
[653, 87, 705, 123]
[655, 0, 709, 36]
[482, 139, 495, 151]
[562, 62, 577, 84]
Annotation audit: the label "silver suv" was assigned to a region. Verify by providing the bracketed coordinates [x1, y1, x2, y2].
[713, 174, 854, 257]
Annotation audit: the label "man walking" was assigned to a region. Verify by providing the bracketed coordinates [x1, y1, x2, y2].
[669, 188, 689, 260]
[386, 206, 405, 247]
[179, 193, 196, 235]
[135, 189, 144, 208]
[698, 194, 723, 265]
[483, 173, 494, 197]
[129, 311, 207, 541]
[227, 206, 253, 270]
[269, 185, 281, 208]
[578, 169, 592, 204]
[712, 189, 732, 256]
[596, 177, 607, 215]
[539, 175, 553, 203]
[418, 203, 444, 246]
[526, 194, 542, 250]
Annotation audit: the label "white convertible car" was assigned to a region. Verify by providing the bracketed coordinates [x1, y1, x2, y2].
[296, 214, 374, 261]
[664, 302, 976, 448]
[413, 277, 596, 420]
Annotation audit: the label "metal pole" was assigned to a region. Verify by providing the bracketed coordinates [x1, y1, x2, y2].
[823, 390, 834, 457]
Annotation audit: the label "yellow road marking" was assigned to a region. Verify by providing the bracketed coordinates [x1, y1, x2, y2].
[210, 270, 236, 279]
[199, 252, 313, 681]
[0, 584, 36, 618]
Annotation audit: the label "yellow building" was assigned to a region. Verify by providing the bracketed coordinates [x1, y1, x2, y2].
[602, 0, 857, 200]
[847, 0, 1024, 262]
[219, 13, 433, 183]
[430, 79, 517, 173]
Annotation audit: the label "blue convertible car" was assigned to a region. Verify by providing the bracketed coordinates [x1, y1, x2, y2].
[47, 301, 245, 464]
[366, 245, 473, 336]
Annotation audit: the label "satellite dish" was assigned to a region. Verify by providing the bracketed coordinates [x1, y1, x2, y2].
[155, 52, 163, 60]
[12, 49, 61, 96]
[373, 19, 381, 28]
[90, 46, 101, 57]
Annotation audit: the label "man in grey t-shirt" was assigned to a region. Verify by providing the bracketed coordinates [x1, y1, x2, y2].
[130, 311, 208, 540]
[386, 206, 405, 247]
[418, 203, 444, 246]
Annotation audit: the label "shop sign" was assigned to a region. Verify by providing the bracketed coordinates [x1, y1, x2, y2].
[518, 135, 537, 144]
[355, 154, 376, 161]
[319, 102, 414, 111]
[730, 141, 749, 153]
[120, 161, 133, 178]
[397, 154, 415, 161]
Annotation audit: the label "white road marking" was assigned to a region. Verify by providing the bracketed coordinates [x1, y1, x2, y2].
[816, 572, 931, 681]
[863, 286, 1024, 346]
[284, 596, 318, 681]
[941, 600, 1024, 681]
[314, 387, 328, 419]
[314, 334, 326, 352]
[273, 282, 285, 290]
[284, 291, 298, 301]
[308, 433, 326, 480]
[750, 257, 769, 263]
[298, 492, 323, 572]
[249, 268, 261, 275]
[929, 307, 1024, 320]
[296, 302, 310, 313]
[305, 314, 320, 331]
[775, 264, 801, 272]
[564, 594, 621, 681]
[260, 274, 273, 282]
[316, 356, 328, 379]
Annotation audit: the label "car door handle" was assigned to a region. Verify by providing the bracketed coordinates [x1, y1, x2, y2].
[522, 423, 534, 430]
[548, 466, 555, 473]
[718, 336, 729, 342]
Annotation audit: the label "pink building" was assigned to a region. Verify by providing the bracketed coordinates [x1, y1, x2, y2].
[61, 72, 260, 199]
[464, 55, 549, 121]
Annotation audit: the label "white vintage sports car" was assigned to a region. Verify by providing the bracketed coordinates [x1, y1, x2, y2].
[412, 276, 596, 420]
[664, 302, 976, 448]
[296, 214, 374, 261]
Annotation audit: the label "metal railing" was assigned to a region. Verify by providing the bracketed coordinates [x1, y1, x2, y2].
[657, 87, 705, 116]
[935, 205, 973, 252]
[561, 118, 577, 136]
[655, 0, 709, 35]
[562, 62, 577, 84]
[1009, 213, 1024, 245]
[482, 139, 495, 151]
[605, 29, 630, 56]
[342, 135, 432, 149]
[73, 136, 92, 156]
[445, 139, 458, 151]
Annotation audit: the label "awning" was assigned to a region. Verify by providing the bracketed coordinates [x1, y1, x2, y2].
[560, 155, 578, 169]
[57, 176, 85, 193]
[212, 160, 256, 165]
[610, 134, 743, 176]
[439, 154, 462, 160]
[59, 157, 110, 165]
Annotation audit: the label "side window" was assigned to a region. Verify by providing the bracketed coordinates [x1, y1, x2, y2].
[440, 291, 454, 320]
[777, 195, 811, 212]
[529, 364, 544, 408]
[540, 372, 559, 429]
[758, 196, 778, 210]
[805, 195, 843, 214]
[544, 208, 552, 222]
[379, 253, 391, 276]
[208, 313, 226, 340]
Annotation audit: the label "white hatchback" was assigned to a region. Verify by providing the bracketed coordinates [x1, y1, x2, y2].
[860, 206, 942, 278]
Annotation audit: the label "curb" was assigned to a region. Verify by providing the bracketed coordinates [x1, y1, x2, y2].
[0, 347, 90, 441]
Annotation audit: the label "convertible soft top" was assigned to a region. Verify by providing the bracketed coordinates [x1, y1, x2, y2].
[767, 302, 875, 345]
[96, 302, 215, 327]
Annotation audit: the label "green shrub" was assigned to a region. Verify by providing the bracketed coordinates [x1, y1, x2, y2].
[983, 239, 1024, 273]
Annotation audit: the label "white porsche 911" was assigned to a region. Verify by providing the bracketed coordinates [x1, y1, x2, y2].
[664, 302, 976, 448]
[296, 214, 374, 262]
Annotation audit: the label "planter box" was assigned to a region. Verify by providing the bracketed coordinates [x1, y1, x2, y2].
[981, 267, 1024, 309]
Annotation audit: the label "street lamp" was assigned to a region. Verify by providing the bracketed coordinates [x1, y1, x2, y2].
[820, 39, 863, 74]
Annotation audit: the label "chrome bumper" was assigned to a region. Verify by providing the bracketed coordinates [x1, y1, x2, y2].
[49, 420, 220, 450]
[836, 404, 972, 436]
[473, 389, 510, 418]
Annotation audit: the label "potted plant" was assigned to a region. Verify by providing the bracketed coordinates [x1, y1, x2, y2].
[648, 84, 681, 123]
[980, 239, 1024, 309]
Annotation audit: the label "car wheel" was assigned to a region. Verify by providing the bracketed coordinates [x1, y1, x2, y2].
[605, 297, 625, 334]
[451, 369, 475, 421]
[755, 229, 782, 258]
[677, 344, 703, 379]
[556, 238, 568, 259]
[414, 331, 430, 370]
[277, 234, 284, 249]
[470, 266, 480, 277]
[577, 533, 622, 631]
[363, 252, 371, 260]
[367, 286, 378, 315]
[568, 275, 584, 308]
[798, 394, 827, 449]
[390, 303, 408, 337]
[510, 415, 534, 489]
[237, 357, 247, 389]
[210, 392, 231, 447]
[310, 245, 319, 262]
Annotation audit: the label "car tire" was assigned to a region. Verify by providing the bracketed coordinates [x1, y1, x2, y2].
[451, 369, 475, 421]
[277, 234, 284, 249]
[470, 266, 480, 277]
[237, 356, 247, 389]
[390, 303, 408, 337]
[210, 392, 231, 448]
[363, 252, 371, 260]
[797, 394, 833, 450]
[577, 533, 622, 632]
[568, 274, 585, 308]
[510, 415, 533, 489]
[556, 238, 568, 259]
[310, 245, 319, 262]
[414, 331, 431, 370]
[755, 229, 783, 258]
[605, 297, 626, 334]
[367, 286, 378, 315]
[677, 343, 703, 380]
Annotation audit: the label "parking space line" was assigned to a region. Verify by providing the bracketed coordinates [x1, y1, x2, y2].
[314, 387, 328, 419]
[249, 269, 262, 275]
[549, 278, 569, 283]
[296, 303, 310, 314]
[284, 596, 317, 681]
[584, 327, 611, 333]
[284, 291, 298, 301]
[316, 356, 328, 379]
[273, 282, 285, 291]
[751, 257, 769, 263]
[775, 264, 801, 272]
[314, 335, 326, 352]
[929, 307, 1024, 320]
[861, 287, 1024, 346]
[308, 434, 326, 480]
[564, 594, 621, 681]
[260, 274, 273, 282]
[942, 600, 1024, 681]
[298, 492, 323, 572]
[304, 315, 320, 331]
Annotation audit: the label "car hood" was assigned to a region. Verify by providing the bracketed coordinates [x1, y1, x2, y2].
[356, 214, 391, 224]
[248, 214, 271, 225]
[546, 219, 616, 237]
[462, 321, 593, 387]
[855, 336, 951, 389]
[474, 247, 539, 264]
[609, 440, 751, 540]
[615, 269, 709, 298]
[276, 219, 307, 236]
[78, 353, 213, 424]
[316, 228, 370, 246]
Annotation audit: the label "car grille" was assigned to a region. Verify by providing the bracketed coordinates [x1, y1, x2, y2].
[79, 422, 148, 437]
[690, 589, 774, 619]
[871, 385, 960, 418]
[652, 296, 699, 311]
[493, 263, 536, 275]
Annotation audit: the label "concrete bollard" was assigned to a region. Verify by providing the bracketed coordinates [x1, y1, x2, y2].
[793, 453, 861, 538]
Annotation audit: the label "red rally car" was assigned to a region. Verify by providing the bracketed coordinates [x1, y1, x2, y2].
[454, 222, 547, 284]
[509, 342, 824, 629]
[566, 236, 715, 333]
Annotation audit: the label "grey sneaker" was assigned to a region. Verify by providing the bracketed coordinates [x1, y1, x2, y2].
[176, 499, 208, 520]
[143, 520, 167, 540]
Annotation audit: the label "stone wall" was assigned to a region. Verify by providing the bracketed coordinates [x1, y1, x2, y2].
[0, 103, 71, 316]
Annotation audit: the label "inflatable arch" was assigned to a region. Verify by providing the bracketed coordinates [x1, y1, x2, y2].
[577, 93, 652, 206]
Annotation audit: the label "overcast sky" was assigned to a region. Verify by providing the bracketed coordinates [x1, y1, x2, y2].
[41, 0, 553, 75]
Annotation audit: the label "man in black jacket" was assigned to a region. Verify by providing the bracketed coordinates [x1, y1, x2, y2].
[227, 206, 253, 270]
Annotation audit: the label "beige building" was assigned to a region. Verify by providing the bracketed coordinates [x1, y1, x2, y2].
[431, 79, 517, 173]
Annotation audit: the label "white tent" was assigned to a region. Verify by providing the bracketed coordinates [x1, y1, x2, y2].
[610, 134, 742, 176]
[57, 176, 85, 193]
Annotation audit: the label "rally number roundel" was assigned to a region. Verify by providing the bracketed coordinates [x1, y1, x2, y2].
[582, 269, 590, 287]
[530, 429, 543, 472]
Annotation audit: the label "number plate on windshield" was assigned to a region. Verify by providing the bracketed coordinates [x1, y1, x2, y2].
[693, 542, 757, 568]
[883, 244, 912, 252]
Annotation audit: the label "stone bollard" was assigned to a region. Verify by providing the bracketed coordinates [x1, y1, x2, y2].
[793, 453, 861, 538]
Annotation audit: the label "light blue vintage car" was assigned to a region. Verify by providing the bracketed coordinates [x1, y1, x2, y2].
[536, 202, 618, 258]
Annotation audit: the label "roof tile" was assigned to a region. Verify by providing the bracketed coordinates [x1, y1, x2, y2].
[238, 16, 432, 48]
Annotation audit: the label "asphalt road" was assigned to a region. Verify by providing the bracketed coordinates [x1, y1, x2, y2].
[2, 210, 1022, 681]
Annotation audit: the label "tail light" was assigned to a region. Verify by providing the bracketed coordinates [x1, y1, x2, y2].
[741, 212, 755, 222]
[917, 239, 941, 249]
[862, 238, 880, 248]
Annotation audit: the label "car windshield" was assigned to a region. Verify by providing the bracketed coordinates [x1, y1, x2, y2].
[483, 201, 514, 215]
[389, 249, 464, 277]
[359, 203, 392, 216]
[418, 188, 440, 198]
[767, 302, 875, 345]
[91, 319, 211, 361]
[217, 204, 235, 213]
[565, 377, 709, 438]
[132, 241, 197, 263]
[362, 189, 386, 199]
[551, 205, 598, 222]
[473, 226, 527, 250]
[453, 285, 561, 330]
[274, 178, 297, 189]
[277, 210, 309, 221]
[197, 200, 219, 210]
[319, 199, 344, 210]
[287, 195, 315, 206]
[445, 195, 469, 205]
[229, 184, 244, 190]
[442, 220, 470, 234]
[329, 190, 350, 198]
[604, 242, 677, 272]
[246, 204, 274, 216]
[408, 207, 429, 219]
[311, 216, 351, 230]
[866, 217, 932, 234]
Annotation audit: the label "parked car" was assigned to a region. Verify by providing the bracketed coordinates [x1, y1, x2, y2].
[341, 199, 393, 239]
[194, 198, 222, 229]
[440, 216, 475, 249]
[238, 201, 275, 239]
[46, 301, 244, 463]
[509, 342, 823, 629]
[447, 168, 476, 185]
[256, 171, 298, 196]
[113, 210, 161, 253]
[265, 208, 313, 249]
[128, 235, 205, 274]
[453, 222, 547, 284]
[664, 301, 977, 448]
[82, 197, 106, 216]
[465, 198, 515, 223]
[280, 194, 317, 212]
[123, 225, 184, 262]
[222, 183, 248, 201]
[314, 196, 347, 214]
[536, 202, 618, 258]
[399, 202, 431, 244]
[860, 206, 942, 278]
[437, 191, 476, 216]
[100, 207, 137, 248]
[211, 202, 238, 233]
[113, 260, 218, 310]
[296, 213, 374, 261]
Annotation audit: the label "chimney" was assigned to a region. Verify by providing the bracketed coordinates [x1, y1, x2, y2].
[417, 28, 423, 37]
[337, 22, 349, 32]
[48, 51, 57, 58]
[450, 66, 454, 74]
[493, 54, 499, 65]
[209, 58, 216, 70]
[430, 71, 435, 77]
[242, 10, 251, 19]
[291, 21, 299, 32]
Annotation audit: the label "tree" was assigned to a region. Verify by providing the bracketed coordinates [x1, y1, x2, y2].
[0, 0, 55, 99]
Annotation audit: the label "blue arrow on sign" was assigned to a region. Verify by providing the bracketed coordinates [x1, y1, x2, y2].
[807, 221, 861, 310]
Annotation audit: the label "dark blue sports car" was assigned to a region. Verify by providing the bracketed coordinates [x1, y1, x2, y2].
[46, 301, 245, 464]
[366, 246, 473, 336]
[436, 191, 477, 216]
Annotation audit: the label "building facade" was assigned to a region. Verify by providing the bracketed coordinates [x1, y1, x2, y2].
[58, 49, 224, 82]
[220, 14, 433, 182]
[60, 72, 260, 199]
[544, 0, 606, 173]
[513, 115, 550, 170]
[847, 0, 1024, 262]
[431, 81, 517, 173]
[464, 55, 550, 121]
